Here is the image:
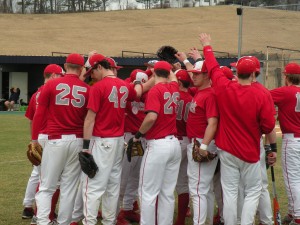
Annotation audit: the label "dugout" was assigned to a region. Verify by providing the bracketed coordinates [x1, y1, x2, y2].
[0, 55, 238, 108]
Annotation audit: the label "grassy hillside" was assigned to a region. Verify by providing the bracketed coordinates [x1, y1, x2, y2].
[0, 6, 299, 56]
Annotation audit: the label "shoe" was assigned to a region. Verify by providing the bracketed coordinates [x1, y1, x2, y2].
[123, 210, 140, 223]
[133, 200, 139, 212]
[30, 215, 37, 225]
[22, 207, 34, 219]
[70, 222, 79, 225]
[283, 214, 294, 224]
[185, 207, 191, 217]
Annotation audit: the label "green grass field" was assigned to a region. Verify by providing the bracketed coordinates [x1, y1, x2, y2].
[0, 112, 288, 225]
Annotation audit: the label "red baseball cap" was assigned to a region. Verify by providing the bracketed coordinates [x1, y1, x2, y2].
[130, 69, 149, 83]
[43, 64, 65, 76]
[231, 56, 260, 73]
[283, 62, 300, 74]
[154, 61, 172, 72]
[220, 66, 234, 80]
[236, 57, 256, 75]
[175, 69, 191, 83]
[106, 57, 123, 70]
[84, 53, 106, 76]
[187, 61, 208, 74]
[66, 53, 84, 66]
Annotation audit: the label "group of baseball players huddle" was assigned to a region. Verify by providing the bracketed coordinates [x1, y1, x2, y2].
[20, 32, 300, 225]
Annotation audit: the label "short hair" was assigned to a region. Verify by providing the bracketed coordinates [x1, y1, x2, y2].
[66, 63, 82, 70]
[237, 73, 251, 80]
[44, 73, 52, 79]
[155, 69, 169, 78]
[286, 74, 300, 85]
[179, 80, 190, 88]
[94, 59, 111, 70]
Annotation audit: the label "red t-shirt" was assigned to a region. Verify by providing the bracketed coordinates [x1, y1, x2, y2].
[270, 85, 300, 134]
[176, 90, 193, 137]
[32, 74, 90, 140]
[186, 87, 219, 139]
[88, 77, 137, 137]
[144, 81, 179, 140]
[204, 45, 275, 163]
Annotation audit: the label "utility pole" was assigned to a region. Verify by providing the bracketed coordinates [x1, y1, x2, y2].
[237, 5, 243, 59]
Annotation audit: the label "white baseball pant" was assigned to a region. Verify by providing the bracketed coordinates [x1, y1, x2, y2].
[139, 135, 181, 225]
[281, 133, 300, 219]
[82, 136, 124, 225]
[187, 139, 218, 225]
[36, 135, 82, 225]
[175, 136, 189, 195]
[23, 166, 39, 208]
[219, 149, 262, 225]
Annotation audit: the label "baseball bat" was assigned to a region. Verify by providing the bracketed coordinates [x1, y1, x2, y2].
[270, 166, 282, 225]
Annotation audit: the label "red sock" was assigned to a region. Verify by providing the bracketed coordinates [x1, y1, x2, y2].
[174, 193, 189, 225]
[49, 189, 60, 221]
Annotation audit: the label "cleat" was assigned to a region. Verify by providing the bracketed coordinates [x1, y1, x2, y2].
[30, 215, 37, 225]
[22, 207, 34, 219]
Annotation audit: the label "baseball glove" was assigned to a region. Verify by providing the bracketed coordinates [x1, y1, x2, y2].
[27, 142, 43, 166]
[157, 45, 178, 64]
[126, 137, 144, 162]
[192, 139, 217, 163]
[78, 152, 98, 179]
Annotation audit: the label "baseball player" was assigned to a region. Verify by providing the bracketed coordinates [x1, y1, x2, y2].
[198, 33, 275, 225]
[31, 53, 90, 225]
[23, 64, 64, 225]
[70, 55, 124, 225]
[231, 56, 277, 225]
[131, 61, 181, 225]
[173, 69, 193, 225]
[270, 62, 300, 225]
[81, 53, 153, 225]
[117, 69, 150, 225]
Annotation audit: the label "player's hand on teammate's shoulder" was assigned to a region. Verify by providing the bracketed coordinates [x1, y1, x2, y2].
[199, 33, 211, 47]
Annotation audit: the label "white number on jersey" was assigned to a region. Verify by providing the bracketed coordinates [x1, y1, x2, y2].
[176, 100, 191, 122]
[55, 83, 87, 108]
[164, 92, 180, 114]
[296, 92, 300, 112]
[108, 86, 129, 108]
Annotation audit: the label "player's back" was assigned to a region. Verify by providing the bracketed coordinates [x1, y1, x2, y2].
[144, 81, 179, 140]
[215, 82, 275, 163]
[176, 90, 193, 137]
[88, 77, 137, 137]
[39, 74, 90, 137]
[270, 85, 300, 134]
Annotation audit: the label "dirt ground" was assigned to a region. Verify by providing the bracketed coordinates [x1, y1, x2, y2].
[0, 6, 299, 57]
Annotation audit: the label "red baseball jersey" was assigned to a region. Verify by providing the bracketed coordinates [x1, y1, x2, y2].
[203, 45, 275, 163]
[144, 81, 179, 140]
[32, 74, 90, 140]
[88, 77, 137, 137]
[176, 90, 193, 137]
[186, 88, 219, 139]
[125, 92, 147, 133]
[270, 85, 300, 134]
